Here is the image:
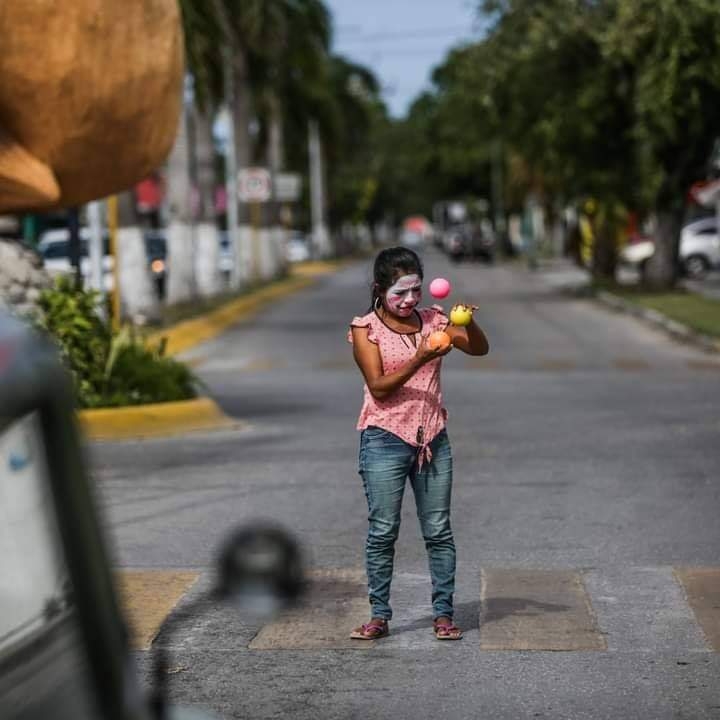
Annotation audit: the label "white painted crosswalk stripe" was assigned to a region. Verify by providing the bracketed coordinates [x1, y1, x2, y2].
[584, 567, 708, 652]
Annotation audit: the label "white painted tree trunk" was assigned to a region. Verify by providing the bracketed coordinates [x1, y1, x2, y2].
[116, 192, 158, 322]
[194, 107, 221, 297]
[165, 102, 195, 304]
[233, 60, 253, 286]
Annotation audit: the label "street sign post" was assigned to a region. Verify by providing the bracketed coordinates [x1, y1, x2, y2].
[238, 168, 271, 281]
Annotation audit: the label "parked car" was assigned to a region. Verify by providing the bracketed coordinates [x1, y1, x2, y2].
[143, 230, 167, 298]
[38, 227, 114, 290]
[680, 216, 719, 279]
[619, 217, 720, 279]
[218, 231, 234, 278]
[399, 229, 424, 250]
[285, 231, 310, 263]
[442, 221, 496, 263]
[38, 227, 169, 295]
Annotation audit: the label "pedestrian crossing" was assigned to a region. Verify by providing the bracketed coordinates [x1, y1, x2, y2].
[117, 566, 720, 653]
[192, 353, 720, 374]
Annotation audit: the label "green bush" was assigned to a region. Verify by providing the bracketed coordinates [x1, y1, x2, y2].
[35, 276, 199, 408]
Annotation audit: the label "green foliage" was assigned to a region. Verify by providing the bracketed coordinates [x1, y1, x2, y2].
[35, 277, 198, 409]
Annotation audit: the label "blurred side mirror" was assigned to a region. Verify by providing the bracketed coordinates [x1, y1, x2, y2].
[215, 523, 304, 615]
[150, 524, 304, 720]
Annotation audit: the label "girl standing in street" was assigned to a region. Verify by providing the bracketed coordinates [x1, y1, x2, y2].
[347, 247, 489, 640]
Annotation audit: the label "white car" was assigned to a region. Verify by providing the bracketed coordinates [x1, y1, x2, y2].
[285, 232, 310, 263]
[680, 216, 720, 279]
[38, 228, 114, 290]
[619, 216, 720, 279]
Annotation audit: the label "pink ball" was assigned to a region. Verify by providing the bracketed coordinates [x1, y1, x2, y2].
[429, 277, 451, 299]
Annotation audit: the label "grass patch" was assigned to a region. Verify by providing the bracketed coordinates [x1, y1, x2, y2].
[595, 282, 720, 338]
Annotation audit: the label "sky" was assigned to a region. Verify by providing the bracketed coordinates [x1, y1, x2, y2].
[326, 0, 485, 118]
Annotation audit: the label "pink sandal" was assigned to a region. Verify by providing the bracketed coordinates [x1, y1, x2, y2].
[350, 620, 389, 640]
[433, 619, 463, 640]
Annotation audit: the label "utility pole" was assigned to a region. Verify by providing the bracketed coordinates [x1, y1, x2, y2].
[67, 207, 82, 288]
[308, 119, 329, 259]
[106, 195, 121, 330]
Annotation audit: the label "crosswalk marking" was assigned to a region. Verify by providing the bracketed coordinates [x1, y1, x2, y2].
[674, 567, 720, 651]
[114, 567, 720, 653]
[584, 566, 708, 652]
[479, 568, 605, 651]
[115, 570, 200, 650]
[249, 568, 372, 650]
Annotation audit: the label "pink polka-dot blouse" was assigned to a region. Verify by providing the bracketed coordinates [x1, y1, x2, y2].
[347, 306, 449, 461]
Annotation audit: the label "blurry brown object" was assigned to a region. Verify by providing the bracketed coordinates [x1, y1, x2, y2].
[0, 1, 183, 213]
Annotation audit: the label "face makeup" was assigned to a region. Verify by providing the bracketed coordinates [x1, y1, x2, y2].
[384, 273, 422, 317]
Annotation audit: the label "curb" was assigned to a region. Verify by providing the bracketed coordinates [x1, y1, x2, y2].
[146, 260, 353, 357]
[145, 275, 314, 357]
[78, 396, 244, 441]
[79, 258, 353, 441]
[595, 290, 720, 354]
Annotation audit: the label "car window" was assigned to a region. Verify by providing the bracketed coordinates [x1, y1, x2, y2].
[41, 241, 69, 259]
[0, 413, 99, 720]
[145, 235, 167, 257]
[0, 413, 70, 653]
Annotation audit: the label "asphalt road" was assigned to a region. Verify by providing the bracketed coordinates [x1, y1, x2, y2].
[91, 248, 720, 720]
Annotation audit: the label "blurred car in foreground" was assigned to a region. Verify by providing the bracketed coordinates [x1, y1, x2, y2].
[0, 313, 304, 720]
[619, 217, 720, 279]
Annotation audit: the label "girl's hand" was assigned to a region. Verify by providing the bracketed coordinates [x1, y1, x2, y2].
[414, 334, 453, 365]
[449, 303, 479, 326]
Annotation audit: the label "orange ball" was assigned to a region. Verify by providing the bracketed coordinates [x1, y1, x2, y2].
[427, 330, 452, 351]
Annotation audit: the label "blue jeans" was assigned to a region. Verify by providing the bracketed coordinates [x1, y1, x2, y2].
[358, 426, 456, 621]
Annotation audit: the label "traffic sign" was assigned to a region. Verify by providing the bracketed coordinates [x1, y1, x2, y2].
[238, 167, 271, 202]
[274, 173, 302, 202]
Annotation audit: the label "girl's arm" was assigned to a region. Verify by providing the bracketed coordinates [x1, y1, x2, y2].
[445, 307, 490, 356]
[351, 326, 451, 400]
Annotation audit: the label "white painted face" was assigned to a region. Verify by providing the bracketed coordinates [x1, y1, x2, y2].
[384, 273, 422, 317]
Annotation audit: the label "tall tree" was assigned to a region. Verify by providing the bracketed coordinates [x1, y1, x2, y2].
[600, 0, 720, 287]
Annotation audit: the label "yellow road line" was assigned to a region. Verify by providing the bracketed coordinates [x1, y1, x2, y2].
[115, 570, 200, 650]
[480, 568, 606, 651]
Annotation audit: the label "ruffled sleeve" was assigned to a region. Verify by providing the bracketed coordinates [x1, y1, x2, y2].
[347, 312, 379, 344]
